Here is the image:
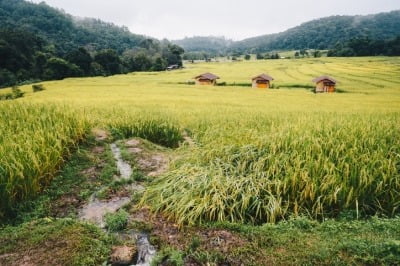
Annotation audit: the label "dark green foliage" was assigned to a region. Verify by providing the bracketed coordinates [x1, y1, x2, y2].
[173, 11, 400, 54]
[268, 53, 280, 59]
[328, 36, 400, 56]
[32, 84, 45, 92]
[233, 11, 400, 53]
[94, 49, 122, 75]
[44, 57, 82, 80]
[123, 51, 153, 72]
[182, 51, 211, 61]
[0, 0, 144, 55]
[163, 44, 185, 67]
[276, 83, 315, 89]
[152, 57, 167, 71]
[0, 86, 24, 101]
[244, 54, 251, 60]
[0, 0, 184, 87]
[0, 28, 44, 87]
[0, 69, 16, 88]
[66, 47, 92, 75]
[313, 50, 322, 57]
[228, 82, 252, 87]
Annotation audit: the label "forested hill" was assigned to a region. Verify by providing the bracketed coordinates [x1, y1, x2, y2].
[174, 10, 400, 54]
[232, 11, 400, 52]
[0, 0, 147, 55]
[0, 0, 184, 88]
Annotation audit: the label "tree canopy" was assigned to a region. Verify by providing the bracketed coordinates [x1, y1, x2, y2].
[0, 0, 184, 88]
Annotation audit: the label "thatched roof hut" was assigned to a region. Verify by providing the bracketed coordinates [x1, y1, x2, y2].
[252, 74, 274, 89]
[194, 73, 220, 85]
[312, 76, 337, 93]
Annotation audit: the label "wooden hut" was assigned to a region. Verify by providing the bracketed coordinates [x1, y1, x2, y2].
[312, 76, 337, 93]
[252, 74, 274, 89]
[194, 73, 220, 85]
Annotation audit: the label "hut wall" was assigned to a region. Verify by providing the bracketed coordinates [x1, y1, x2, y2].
[327, 85, 335, 92]
[315, 81, 335, 93]
[196, 79, 214, 85]
[316, 81, 325, 92]
[252, 80, 270, 89]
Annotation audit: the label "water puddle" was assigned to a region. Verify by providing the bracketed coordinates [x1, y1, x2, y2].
[134, 233, 157, 266]
[79, 195, 130, 228]
[117, 231, 156, 266]
[79, 141, 156, 265]
[111, 143, 133, 179]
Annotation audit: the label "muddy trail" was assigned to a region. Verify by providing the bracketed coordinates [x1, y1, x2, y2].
[77, 133, 253, 266]
[0, 130, 256, 266]
[79, 135, 169, 266]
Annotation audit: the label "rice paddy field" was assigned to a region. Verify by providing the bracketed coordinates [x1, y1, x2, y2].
[1, 56, 400, 264]
[1, 56, 400, 222]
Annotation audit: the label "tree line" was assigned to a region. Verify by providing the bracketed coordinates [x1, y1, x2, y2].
[0, 0, 184, 88]
[0, 28, 184, 87]
[327, 36, 400, 57]
[173, 11, 400, 55]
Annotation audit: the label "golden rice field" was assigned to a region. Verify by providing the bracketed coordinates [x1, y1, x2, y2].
[1, 57, 400, 223]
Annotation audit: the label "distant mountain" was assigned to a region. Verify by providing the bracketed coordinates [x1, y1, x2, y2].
[172, 36, 233, 55]
[0, 0, 149, 55]
[173, 11, 400, 54]
[233, 11, 400, 53]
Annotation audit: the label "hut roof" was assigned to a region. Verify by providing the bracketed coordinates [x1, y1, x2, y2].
[252, 73, 274, 81]
[194, 73, 220, 80]
[312, 76, 337, 84]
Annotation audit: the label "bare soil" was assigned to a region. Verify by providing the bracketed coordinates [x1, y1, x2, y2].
[125, 138, 169, 177]
[129, 207, 249, 255]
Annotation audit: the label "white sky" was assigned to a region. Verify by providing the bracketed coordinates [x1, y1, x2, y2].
[29, 0, 400, 40]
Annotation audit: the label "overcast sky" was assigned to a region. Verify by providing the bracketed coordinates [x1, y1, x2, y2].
[30, 0, 400, 40]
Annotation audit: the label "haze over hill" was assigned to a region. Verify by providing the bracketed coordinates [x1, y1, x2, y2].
[173, 11, 400, 54]
[29, 0, 400, 40]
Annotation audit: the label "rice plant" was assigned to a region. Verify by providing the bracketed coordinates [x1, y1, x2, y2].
[1, 56, 399, 225]
[141, 113, 400, 225]
[0, 103, 89, 218]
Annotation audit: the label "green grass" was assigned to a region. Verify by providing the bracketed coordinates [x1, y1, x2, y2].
[207, 216, 400, 265]
[0, 218, 111, 265]
[104, 209, 129, 232]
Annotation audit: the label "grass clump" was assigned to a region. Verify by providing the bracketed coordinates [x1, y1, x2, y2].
[104, 209, 129, 232]
[0, 86, 25, 100]
[152, 247, 184, 266]
[0, 218, 111, 265]
[110, 119, 183, 148]
[276, 83, 315, 89]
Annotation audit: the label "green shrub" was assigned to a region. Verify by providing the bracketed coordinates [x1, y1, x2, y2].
[152, 247, 184, 266]
[104, 209, 129, 232]
[32, 84, 45, 92]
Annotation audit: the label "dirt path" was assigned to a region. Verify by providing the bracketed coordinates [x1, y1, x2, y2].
[78, 137, 164, 266]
